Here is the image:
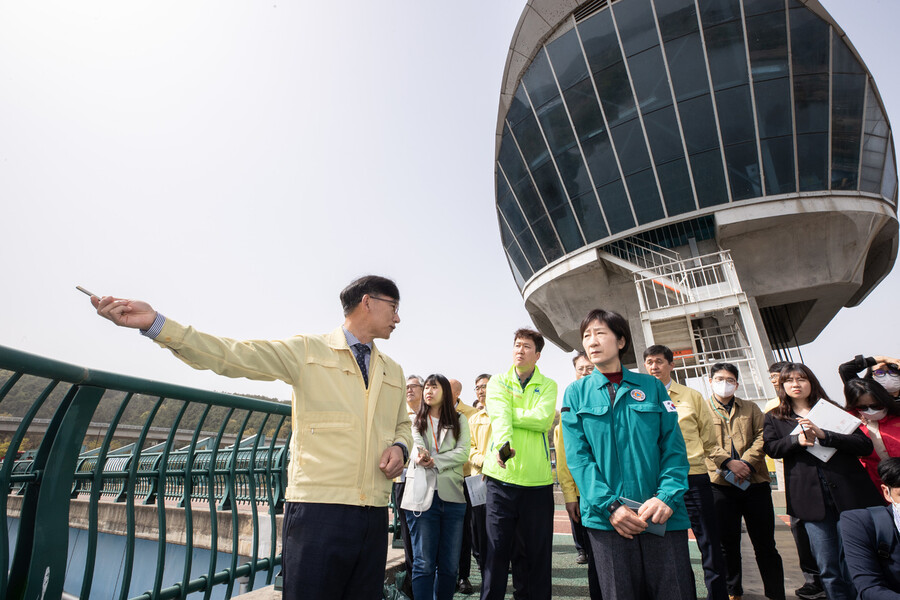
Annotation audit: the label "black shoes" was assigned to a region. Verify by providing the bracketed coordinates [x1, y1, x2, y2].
[457, 577, 474, 595]
[795, 582, 827, 600]
[575, 551, 589, 564]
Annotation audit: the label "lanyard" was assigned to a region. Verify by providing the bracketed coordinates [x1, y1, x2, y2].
[708, 396, 732, 423]
[429, 416, 440, 449]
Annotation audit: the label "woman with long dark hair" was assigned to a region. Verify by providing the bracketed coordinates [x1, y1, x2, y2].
[763, 363, 882, 600]
[844, 377, 900, 490]
[404, 374, 470, 600]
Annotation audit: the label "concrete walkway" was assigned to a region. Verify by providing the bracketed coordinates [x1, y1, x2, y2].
[236, 507, 806, 599]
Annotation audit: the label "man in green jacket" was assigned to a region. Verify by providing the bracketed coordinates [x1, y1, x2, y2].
[481, 328, 557, 600]
[561, 309, 696, 599]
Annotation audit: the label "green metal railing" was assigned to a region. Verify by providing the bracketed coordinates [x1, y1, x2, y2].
[0, 344, 292, 600]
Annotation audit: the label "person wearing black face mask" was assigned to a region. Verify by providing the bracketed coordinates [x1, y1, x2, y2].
[844, 378, 900, 491]
[705, 362, 785, 600]
[839, 354, 900, 398]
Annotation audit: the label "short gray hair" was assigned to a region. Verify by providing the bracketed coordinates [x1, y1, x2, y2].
[406, 374, 424, 386]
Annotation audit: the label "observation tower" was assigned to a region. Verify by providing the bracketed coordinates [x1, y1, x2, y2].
[494, 0, 898, 400]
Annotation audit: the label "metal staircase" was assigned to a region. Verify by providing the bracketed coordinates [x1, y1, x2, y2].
[598, 238, 772, 404]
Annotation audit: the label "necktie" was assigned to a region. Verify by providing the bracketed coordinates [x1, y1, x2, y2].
[352, 343, 371, 388]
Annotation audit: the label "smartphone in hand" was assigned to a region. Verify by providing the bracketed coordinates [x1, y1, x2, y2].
[498, 441, 512, 463]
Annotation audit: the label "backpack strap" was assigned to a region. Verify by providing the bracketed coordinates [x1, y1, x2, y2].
[867, 506, 895, 562]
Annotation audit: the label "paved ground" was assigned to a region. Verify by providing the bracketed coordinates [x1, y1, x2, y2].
[237, 506, 806, 599]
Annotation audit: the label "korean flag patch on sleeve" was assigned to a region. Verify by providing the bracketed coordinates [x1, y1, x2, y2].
[663, 400, 678, 413]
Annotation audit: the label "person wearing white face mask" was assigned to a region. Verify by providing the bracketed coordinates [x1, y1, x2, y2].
[844, 378, 900, 491]
[705, 363, 785, 600]
[839, 457, 900, 597]
[839, 354, 900, 398]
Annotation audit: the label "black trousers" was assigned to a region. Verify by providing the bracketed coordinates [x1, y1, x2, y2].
[394, 481, 415, 583]
[711, 482, 786, 599]
[683, 473, 729, 600]
[471, 500, 487, 573]
[281, 501, 388, 600]
[480, 478, 553, 600]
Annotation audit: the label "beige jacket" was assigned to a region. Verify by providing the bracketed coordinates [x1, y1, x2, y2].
[154, 319, 412, 506]
[705, 396, 770, 486]
[467, 410, 492, 476]
[668, 381, 718, 475]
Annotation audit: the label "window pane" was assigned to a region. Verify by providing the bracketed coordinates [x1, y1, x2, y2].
[754, 78, 792, 139]
[743, 0, 785, 16]
[611, 118, 652, 175]
[581, 131, 621, 186]
[531, 216, 564, 262]
[579, 9, 623, 73]
[831, 73, 866, 190]
[536, 96, 577, 156]
[498, 127, 528, 185]
[628, 46, 673, 113]
[626, 170, 666, 224]
[746, 11, 789, 81]
[794, 74, 830, 134]
[665, 33, 710, 102]
[556, 145, 594, 198]
[507, 84, 533, 126]
[594, 61, 638, 126]
[881, 144, 897, 202]
[516, 226, 546, 271]
[790, 7, 829, 76]
[716, 85, 756, 145]
[513, 177, 547, 222]
[724, 141, 762, 200]
[498, 177, 529, 235]
[532, 161, 568, 212]
[644, 106, 686, 164]
[699, 0, 742, 27]
[524, 49, 560, 109]
[860, 133, 888, 194]
[832, 36, 864, 75]
[704, 21, 749, 91]
[571, 191, 610, 242]
[614, 0, 659, 57]
[679, 94, 720, 153]
[549, 203, 585, 252]
[655, 0, 699, 42]
[513, 111, 550, 170]
[500, 218, 534, 281]
[657, 159, 696, 216]
[563, 78, 606, 142]
[797, 132, 829, 191]
[761, 136, 796, 195]
[598, 180, 636, 233]
[546, 29, 589, 91]
[691, 149, 730, 207]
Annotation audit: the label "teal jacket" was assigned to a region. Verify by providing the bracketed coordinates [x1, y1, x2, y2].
[561, 369, 690, 531]
[482, 365, 557, 487]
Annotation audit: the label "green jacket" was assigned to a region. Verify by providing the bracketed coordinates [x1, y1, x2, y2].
[561, 369, 690, 531]
[482, 365, 557, 487]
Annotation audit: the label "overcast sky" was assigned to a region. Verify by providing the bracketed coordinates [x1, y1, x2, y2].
[1, 0, 897, 407]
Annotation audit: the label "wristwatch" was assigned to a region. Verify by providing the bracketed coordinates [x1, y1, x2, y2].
[607, 499, 623, 515]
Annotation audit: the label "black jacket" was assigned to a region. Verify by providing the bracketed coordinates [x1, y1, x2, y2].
[839, 506, 900, 599]
[763, 410, 882, 521]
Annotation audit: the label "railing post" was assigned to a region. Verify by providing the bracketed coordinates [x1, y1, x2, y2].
[7, 385, 105, 600]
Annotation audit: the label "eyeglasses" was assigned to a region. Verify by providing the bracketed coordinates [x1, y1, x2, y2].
[369, 296, 399, 314]
[873, 368, 899, 377]
[712, 377, 738, 385]
[474, 384, 487, 391]
[406, 383, 422, 390]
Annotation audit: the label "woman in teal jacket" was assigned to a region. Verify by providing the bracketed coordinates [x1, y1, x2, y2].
[561, 309, 696, 599]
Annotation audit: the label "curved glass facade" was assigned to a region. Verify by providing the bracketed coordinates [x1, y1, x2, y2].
[496, 0, 897, 288]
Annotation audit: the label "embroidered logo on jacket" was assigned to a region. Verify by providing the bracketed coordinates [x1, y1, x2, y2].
[630, 389, 646, 402]
[663, 400, 678, 412]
